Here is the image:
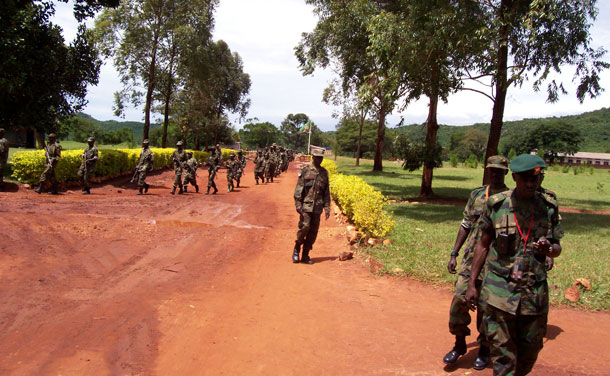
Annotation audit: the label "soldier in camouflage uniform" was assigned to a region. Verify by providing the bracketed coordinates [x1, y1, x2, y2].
[292, 147, 331, 264]
[264, 150, 275, 183]
[466, 154, 563, 376]
[171, 141, 187, 195]
[226, 152, 240, 192]
[254, 150, 265, 184]
[236, 149, 246, 188]
[206, 154, 219, 195]
[444, 155, 510, 369]
[77, 137, 99, 195]
[213, 144, 222, 164]
[0, 128, 8, 190]
[182, 151, 199, 193]
[35, 133, 61, 194]
[537, 172, 560, 272]
[135, 139, 154, 195]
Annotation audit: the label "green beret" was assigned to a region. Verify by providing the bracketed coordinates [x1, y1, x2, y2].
[486, 155, 509, 170]
[510, 154, 546, 174]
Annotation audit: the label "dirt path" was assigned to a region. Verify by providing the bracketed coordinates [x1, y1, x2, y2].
[1, 163, 608, 375]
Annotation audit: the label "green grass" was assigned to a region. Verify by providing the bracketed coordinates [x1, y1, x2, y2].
[335, 157, 610, 311]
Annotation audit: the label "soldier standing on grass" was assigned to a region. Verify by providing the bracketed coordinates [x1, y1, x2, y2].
[35, 133, 61, 195]
[0, 128, 8, 190]
[206, 154, 219, 195]
[292, 147, 330, 264]
[171, 141, 187, 195]
[182, 151, 199, 193]
[77, 137, 98, 195]
[465, 154, 563, 376]
[443, 155, 510, 370]
[135, 139, 153, 195]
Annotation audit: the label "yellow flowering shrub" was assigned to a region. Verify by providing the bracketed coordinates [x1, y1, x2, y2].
[10, 148, 210, 184]
[322, 159, 394, 238]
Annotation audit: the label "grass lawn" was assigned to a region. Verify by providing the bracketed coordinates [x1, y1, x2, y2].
[335, 156, 610, 311]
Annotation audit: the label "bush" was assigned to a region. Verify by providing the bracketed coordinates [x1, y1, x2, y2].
[322, 159, 394, 238]
[561, 165, 570, 173]
[11, 148, 211, 185]
[449, 154, 459, 168]
[464, 154, 479, 169]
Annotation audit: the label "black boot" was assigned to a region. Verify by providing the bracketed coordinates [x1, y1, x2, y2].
[213, 186, 218, 194]
[301, 248, 313, 264]
[178, 184, 184, 194]
[443, 335, 467, 364]
[50, 182, 59, 195]
[184, 185, 188, 193]
[292, 243, 301, 263]
[473, 346, 490, 370]
[255, 179, 259, 185]
[137, 187, 143, 195]
[236, 178, 240, 188]
[206, 187, 210, 195]
[171, 186, 176, 195]
[83, 187, 90, 195]
[195, 184, 199, 193]
[35, 183, 43, 194]
[145, 183, 150, 193]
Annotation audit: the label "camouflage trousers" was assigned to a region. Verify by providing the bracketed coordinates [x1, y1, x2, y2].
[137, 168, 148, 188]
[295, 212, 321, 251]
[208, 170, 217, 188]
[39, 164, 57, 184]
[449, 274, 488, 346]
[254, 169, 264, 182]
[484, 304, 546, 376]
[173, 167, 183, 187]
[265, 164, 275, 179]
[226, 171, 235, 189]
[183, 174, 197, 187]
[77, 164, 95, 189]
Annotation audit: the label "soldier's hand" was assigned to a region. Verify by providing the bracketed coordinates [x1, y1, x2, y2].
[465, 285, 478, 311]
[534, 237, 551, 256]
[545, 256, 554, 271]
[447, 256, 457, 274]
[324, 209, 330, 220]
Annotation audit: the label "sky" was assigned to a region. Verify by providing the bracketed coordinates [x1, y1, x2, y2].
[53, 0, 610, 132]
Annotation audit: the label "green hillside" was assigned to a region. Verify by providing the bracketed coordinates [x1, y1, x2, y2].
[76, 112, 161, 142]
[393, 107, 610, 153]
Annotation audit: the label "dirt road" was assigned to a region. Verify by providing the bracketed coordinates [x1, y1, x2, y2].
[1, 162, 608, 375]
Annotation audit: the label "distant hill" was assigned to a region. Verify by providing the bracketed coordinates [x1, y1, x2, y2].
[393, 107, 610, 153]
[76, 113, 161, 142]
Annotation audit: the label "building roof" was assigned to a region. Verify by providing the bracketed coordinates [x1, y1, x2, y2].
[559, 152, 610, 160]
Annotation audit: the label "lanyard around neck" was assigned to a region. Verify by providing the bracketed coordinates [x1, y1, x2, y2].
[514, 211, 534, 249]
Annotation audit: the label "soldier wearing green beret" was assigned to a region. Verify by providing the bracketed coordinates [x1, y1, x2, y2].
[466, 154, 563, 376]
[292, 147, 330, 264]
[0, 128, 8, 190]
[444, 155, 510, 369]
[35, 133, 61, 194]
[77, 137, 98, 195]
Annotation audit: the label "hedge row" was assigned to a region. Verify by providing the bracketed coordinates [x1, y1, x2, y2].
[10, 148, 236, 185]
[321, 159, 394, 238]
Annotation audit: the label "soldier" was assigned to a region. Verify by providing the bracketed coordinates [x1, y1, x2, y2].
[135, 139, 154, 195]
[444, 156, 510, 369]
[206, 154, 219, 195]
[537, 171, 560, 272]
[182, 151, 199, 193]
[213, 144, 222, 164]
[292, 147, 331, 264]
[77, 137, 99, 195]
[0, 128, 8, 190]
[35, 133, 61, 194]
[465, 154, 563, 376]
[170, 141, 187, 194]
[264, 150, 275, 183]
[254, 150, 265, 184]
[226, 152, 240, 192]
[236, 149, 246, 188]
[280, 147, 288, 172]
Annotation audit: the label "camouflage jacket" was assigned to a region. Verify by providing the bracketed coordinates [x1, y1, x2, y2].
[226, 159, 240, 176]
[184, 157, 198, 178]
[237, 154, 246, 169]
[45, 142, 61, 167]
[458, 184, 509, 278]
[172, 149, 187, 169]
[213, 149, 222, 163]
[478, 190, 563, 315]
[207, 156, 218, 175]
[81, 146, 98, 170]
[254, 156, 264, 172]
[294, 164, 330, 214]
[137, 148, 154, 171]
[0, 137, 8, 162]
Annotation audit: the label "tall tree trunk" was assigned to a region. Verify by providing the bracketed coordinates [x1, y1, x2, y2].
[143, 41, 159, 142]
[373, 105, 386, 171]
[483, 1, 510, 185]
[356, 108, 366, 167]
[161, 40, 177, 148]
[195, 134, 200, 150]
[420, 94, 439, 197]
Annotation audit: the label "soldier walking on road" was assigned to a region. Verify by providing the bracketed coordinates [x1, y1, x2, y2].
[236, 149, 246, 188]
[0, 128, 8, 190]
[77, 137, 99, 195]
[226, 152, 240, 192]
[206, 154, 219, 195]
[254, 150, 265, 184]
[444, 155, 510, 370]
[465, 154, 563, 376]
[35, 133, 61, 195]
[264, 151, 275, 183]
[182, 151, 199, 193]
[171, 141, 187, 195]
[135, 139, 153, 195]
[292, 147, 330, 264]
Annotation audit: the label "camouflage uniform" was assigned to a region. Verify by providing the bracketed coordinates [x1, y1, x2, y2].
[37, 137, 61, 194]
[136, 146, 154, 189]
[171, 145, 187, 193]
[264, 152, 275, 182]
[182, 153, 199, 193]
[236, 151, 246, 187]
[254, 152, 265, 184]
[213, 146, 222, 164]
[226, 154, 240, 192]
[0, 129, 8, 188]
[449, 184, 508, 345]
[206, 155, 219, 194]
[293, 160, 330, 262]
[478, 189, 563, 376]
[77, 141, 98, 193]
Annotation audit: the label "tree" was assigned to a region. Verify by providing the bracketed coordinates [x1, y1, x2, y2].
[450, 128, 488, 161]
[239, 120, 282, 149]
[334, 117, 378, 158]
[280, 113, 311, 152]
[0, 0, 118, 146]
[470, 0, 608, 183]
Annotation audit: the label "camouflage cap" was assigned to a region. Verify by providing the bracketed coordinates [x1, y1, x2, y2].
[510, 154, 546, 175]
[176, 141, 183, 146]
[486, 155, 509, 170]
[48, 133, 57, 139]
[311, 148, 325, 157]
[142, 139, 149, 144]
[87, 137, 95, 142]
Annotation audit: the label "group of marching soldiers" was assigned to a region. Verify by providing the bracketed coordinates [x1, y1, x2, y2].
[30, 132, 294, 195]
